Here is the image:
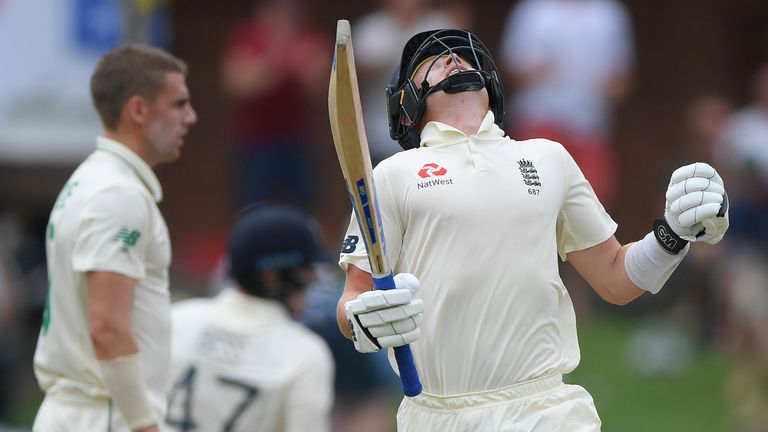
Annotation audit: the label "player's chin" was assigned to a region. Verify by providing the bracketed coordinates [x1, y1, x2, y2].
[161, 144, 183, 163]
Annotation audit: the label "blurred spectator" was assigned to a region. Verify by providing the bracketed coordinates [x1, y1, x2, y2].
[713, 65, 768, 432]
[659, 95, 734, 347]
[221, 0, 330, 209]
[354, 0, 458, 165]
[685, 95, 734, 161]
[715, 63, 768, 244]
[499, 0, 635, 208]
[436, 0, 475, 30]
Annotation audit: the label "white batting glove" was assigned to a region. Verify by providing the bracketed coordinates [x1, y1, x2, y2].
[664, 162, 729, 245]
[345, 273, 423, 353]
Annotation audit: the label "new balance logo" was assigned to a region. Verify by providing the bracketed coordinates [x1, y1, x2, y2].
[114, 227, 141, 250]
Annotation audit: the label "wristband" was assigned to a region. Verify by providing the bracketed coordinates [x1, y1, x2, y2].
[653, 218, 689, 254]
[98, 354, 157, 430]
[625, 231, 689, 294]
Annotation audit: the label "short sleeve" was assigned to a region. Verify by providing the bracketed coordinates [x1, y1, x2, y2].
[338, 164, 404, 274]
[556, 146, 617, 260]
[338, 212, 370, 273]
[72, 185, 151, 279]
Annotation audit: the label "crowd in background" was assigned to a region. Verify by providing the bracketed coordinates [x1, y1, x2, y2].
[0, 0, 767, 431]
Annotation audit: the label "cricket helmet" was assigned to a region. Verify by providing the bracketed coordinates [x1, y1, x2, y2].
[227, 205, 328, 299]
[386, 28, 505, 150]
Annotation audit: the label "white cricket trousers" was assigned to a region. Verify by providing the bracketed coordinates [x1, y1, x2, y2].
[33, 387, 157, 432]
[396, 374, 601, 432]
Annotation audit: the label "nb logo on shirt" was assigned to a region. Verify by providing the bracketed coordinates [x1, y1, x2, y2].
[417, 163, 447, 178]
[342, 235, 359, 253]
[114, 227, 141, 250]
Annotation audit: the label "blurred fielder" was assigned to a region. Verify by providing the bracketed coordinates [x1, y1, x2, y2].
[33, 44, 197, 432]
[336, 28, 729, 431]
[165, 205, 334, 432]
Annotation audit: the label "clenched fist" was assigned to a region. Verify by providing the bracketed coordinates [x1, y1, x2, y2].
[664, 162, 729, 245]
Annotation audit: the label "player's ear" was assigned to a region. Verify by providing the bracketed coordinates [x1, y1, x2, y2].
[124, 95, 150, 126]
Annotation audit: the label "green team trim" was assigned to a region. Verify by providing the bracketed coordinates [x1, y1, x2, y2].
[41, 280, 51, 335]
[53, 180, 79, 210]
[114, 227, 141, 250]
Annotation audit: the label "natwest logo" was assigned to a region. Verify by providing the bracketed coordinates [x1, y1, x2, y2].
[417, 163, 447, 178]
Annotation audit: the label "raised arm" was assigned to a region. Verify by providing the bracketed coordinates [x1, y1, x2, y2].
[567, 237, 644, 305]
[570, 162, 729, 305]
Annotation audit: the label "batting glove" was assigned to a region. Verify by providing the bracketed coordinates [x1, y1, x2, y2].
[662, 162, 729, 246]
[345, 273, 423, 353]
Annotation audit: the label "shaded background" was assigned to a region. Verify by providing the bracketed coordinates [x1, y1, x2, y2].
[1, 0, 767, 431]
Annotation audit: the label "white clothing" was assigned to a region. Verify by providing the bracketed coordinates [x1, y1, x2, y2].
[33, 387, 156, 432]
[166, 288, 334, 432]
[33, 136, 172, 430]
[500, 0, 634, 135]
[716, 106, 768, 182]
[339, 112, 617, 396]
[397, 374, 600, 432]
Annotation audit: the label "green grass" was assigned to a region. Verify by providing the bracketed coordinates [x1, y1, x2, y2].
[7, 315, 741, 431]
[567, 315, 733, 432]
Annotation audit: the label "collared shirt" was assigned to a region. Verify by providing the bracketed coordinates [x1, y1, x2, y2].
[34, 136, 172, 420]
[167, 289, 334, 432]
[340, 111, 617, 396]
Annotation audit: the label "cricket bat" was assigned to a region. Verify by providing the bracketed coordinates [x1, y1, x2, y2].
[328, 19, 422, 397]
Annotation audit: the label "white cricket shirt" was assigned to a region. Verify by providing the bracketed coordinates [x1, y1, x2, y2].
[33, 137, 172, 416]
[340, 112, 617, 396]
[166, 288, 334, 432]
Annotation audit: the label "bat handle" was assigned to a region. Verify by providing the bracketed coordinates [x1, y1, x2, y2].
[373, 273, 423, 397]
[394, 345, 423, 397]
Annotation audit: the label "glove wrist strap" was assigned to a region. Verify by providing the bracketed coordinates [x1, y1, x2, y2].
[653, 218, 689, 254]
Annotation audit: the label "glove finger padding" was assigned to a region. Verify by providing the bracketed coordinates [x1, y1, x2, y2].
[676, 202, 723, 228]
[378, 328, 421, 348]
[347, 289, 412, 314]
[345, 273, 423, 353]
[668, 191, 723, 216]
[358, 299, 424, 327]
[669, 162, 722, 186]
[367, 307, 424, 337]
[664, 162, 729, 243]
[666, 177, 725, 204]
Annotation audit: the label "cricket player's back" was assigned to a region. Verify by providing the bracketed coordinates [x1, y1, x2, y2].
[166, 289, 334, 432]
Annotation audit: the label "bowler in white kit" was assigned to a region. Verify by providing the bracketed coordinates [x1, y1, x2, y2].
[33, 44, 197, 432]
[336, 28, 730, 431]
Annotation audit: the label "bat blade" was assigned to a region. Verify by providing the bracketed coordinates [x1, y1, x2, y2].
[328, 19, 422, 397]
